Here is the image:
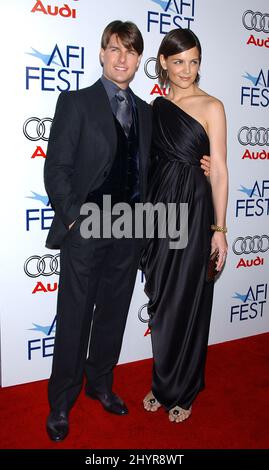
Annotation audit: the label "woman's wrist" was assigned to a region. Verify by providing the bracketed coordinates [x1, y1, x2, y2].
[211, 224, 227, 233]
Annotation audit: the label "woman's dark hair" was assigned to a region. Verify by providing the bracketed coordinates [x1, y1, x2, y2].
[156, 28, 202, 87]
[101, 20, 144, 56]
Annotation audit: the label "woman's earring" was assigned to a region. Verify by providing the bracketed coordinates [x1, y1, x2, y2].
[160, 68, 168, 83]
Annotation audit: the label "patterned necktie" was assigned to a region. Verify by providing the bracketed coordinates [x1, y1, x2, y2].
[115, 89, 133, 137]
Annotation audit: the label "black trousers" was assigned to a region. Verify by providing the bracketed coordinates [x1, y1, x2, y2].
[48, 219, 142, 412]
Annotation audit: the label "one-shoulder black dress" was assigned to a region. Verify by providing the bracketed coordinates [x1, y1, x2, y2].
[142, 97, 215, 410]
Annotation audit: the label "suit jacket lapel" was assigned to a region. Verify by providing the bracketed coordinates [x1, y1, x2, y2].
[135, 96, 150, 198]
[88, 79, 117, 157]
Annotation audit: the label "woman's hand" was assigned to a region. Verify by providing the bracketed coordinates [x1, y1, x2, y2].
[211, 231, 228, 271]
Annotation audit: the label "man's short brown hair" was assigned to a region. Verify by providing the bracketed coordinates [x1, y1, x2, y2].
[101, 20, 144, 55]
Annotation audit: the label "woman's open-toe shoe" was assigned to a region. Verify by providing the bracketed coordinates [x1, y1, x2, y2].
[143, 391, 162, 412]
[168, 405, 192, 423]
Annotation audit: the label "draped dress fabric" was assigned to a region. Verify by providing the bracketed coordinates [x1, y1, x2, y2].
[142, 97, 215, 410]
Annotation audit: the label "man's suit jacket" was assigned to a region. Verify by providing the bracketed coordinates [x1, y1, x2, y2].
[44, 79, 152, 249]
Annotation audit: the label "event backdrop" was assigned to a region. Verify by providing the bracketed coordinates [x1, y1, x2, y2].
[1, 0, 268, 386]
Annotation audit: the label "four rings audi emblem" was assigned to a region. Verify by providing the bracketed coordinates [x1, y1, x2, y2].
[23, 117, 52, 141]
[242, 10, 269, 32]
[232, 236, 269, 255]
[138, 304, 150, 323]
[144, 57, 158, 80]
[24, 254, 60, 277]
[238, 127, 269, 146]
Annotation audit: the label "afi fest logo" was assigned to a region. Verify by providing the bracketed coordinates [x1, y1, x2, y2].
[26, 191, 54, 231]
[28, 315, 56, 360]
[25, 43, 85, 92]
[242, 10, 269, 49]
[146, 0, 195, 34]
[23, 117, 52, 159]
[241, 69, 269, 107]
[238, 126, 269, 161]
[31, 0, 79, 19]
[230, 284, 267, 323]
[233, 235, 269, 270]
[235, 180, 269, 218]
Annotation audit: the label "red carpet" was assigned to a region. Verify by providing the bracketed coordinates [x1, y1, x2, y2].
[1, 333, 269, 449]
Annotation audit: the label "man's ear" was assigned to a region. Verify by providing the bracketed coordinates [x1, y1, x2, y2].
[136, 55, 142, 70]
[99, 48, 104, 66]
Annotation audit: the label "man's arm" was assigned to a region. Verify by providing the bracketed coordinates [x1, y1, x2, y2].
[44, 92, 81, 228]
[200, 155, 210, 177]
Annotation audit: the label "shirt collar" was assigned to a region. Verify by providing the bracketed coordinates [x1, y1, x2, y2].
[101, 75, 131, 103]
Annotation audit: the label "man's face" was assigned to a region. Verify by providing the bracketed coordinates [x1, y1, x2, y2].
[100, 34, 141, 89]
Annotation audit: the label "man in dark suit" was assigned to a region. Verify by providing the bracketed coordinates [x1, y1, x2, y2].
[44, 20, 152, 442]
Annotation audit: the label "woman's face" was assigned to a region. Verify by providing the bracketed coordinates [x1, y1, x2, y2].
[160, 46, 200, 89]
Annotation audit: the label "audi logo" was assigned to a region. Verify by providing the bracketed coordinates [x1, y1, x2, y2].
[238, 127, 269, 146]
[138, 303, 150, 323]
[144, 57, 158, 80]
[232, 235, 269, 255]
[24, 254, 60, 278]
[23, 117, 52, 141]
[242, 10, 269, 33]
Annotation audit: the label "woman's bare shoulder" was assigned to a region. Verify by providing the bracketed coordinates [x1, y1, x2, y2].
[201, 96, 226, 133]
[201, 93, 225, 113]
[194, 94, 225, 125]
[196, 88, 223, 106]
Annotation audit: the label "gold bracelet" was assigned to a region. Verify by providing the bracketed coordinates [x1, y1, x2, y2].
[211, 224, 227, 233]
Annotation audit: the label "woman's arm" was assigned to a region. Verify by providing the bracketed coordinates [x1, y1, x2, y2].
[207, 99, 228, 271]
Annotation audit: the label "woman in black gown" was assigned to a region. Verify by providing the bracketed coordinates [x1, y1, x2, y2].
[142, 29, 228, 422]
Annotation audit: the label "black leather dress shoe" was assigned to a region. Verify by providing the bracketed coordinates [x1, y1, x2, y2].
[46, 410, 69, 441]
[85, 388, 129, 415]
